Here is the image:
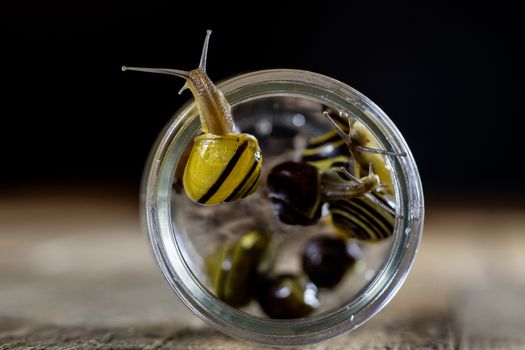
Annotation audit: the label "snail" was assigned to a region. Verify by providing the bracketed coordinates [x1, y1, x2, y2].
[123, 30, 262, 205]
[267, 160, 387, 226]
[301, 235, 361, 288]
[320, 108, 406, 196]
[205, 230, 271, 307]
[285, 107, 403, 240]
[256, 274, 319, 319]
[325, 160, 396, 241]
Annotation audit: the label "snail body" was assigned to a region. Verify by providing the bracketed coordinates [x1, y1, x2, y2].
[349, 121, 395, 195]
[321, 108, 406, 196]
[123, 30, 262, 205]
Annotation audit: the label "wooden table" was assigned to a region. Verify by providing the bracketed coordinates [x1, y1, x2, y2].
[1, 190, 524, 349]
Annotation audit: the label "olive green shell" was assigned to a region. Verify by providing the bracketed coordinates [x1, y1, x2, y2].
[183, 133, 262, 205]
[205, 230, 270, 307]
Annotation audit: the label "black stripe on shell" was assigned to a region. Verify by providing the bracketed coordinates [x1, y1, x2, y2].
[331, 212, 370, 240]
[198, 140, 248, 204]
[241, 168, 261, 198]
[224, 156, 260, 202]
[332, 208, 380, 240]
[302, 143, 350, 162]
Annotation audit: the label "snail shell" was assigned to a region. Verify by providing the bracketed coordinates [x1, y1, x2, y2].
[205, 230, 270, 307]
[267, 161, 322, 226]
[330, 194, 395, 241]
[183, 133, 262, 205]
[123, 30, 263, 206]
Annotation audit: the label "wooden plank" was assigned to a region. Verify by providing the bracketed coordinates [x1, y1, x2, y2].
[0, 192, 523, 349]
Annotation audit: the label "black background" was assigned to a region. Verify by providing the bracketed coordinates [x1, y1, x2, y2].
[2, 1, 524, 198]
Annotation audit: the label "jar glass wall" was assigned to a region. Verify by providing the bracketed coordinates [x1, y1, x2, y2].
[142, 69, 424, 346]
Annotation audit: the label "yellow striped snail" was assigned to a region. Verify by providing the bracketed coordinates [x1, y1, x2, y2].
[320, 157, 397, 241]
[320, 108, 406, 196]
[123, 30, 262, 205]
[301, 110, 352, 170]
[297, 108, 406, 241]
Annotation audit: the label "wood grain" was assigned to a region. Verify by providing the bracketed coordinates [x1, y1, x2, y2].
[0, 191, 524, 349]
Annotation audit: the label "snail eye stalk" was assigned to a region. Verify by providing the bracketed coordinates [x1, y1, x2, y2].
[123, 30, 263, 205]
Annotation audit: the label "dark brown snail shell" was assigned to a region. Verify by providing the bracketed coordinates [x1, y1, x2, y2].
[267, 161, 322, 226]
[256, 274, 319, 319]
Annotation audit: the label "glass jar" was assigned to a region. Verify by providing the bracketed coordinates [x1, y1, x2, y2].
[141, 69, 424, 346]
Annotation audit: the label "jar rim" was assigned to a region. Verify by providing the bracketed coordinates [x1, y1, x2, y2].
[141, 69, 424, 346]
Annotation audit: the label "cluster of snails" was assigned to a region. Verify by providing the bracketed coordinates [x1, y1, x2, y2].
[239, 110, 402, 318]
[124, 30, 406, 319]
[268, 108, 404, 241]
[205, 230, 361, 318]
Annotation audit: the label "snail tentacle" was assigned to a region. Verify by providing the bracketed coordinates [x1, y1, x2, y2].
[123, 30, 262, 205]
